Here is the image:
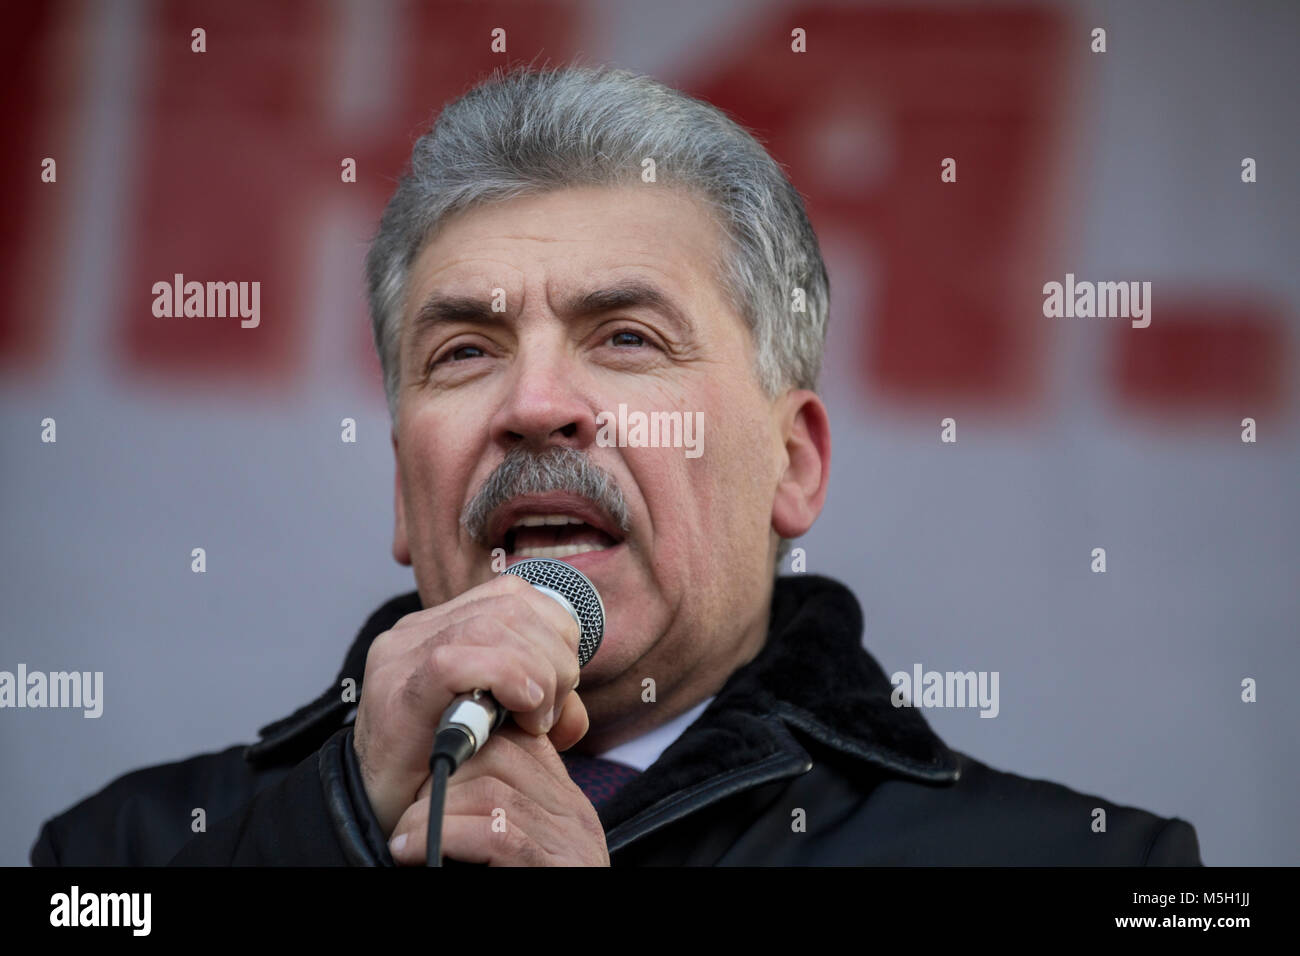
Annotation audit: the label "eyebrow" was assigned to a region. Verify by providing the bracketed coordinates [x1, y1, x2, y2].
[406, 279, 694, 350]
[404, 294, 498, 359]
[565, 282, 692, 334]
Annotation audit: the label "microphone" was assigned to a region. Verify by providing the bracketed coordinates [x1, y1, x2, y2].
[426, 558, 605, 866]
[503, 556, 605, 667]
[433, 558, 606, 770]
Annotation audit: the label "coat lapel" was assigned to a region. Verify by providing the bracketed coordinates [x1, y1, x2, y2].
[598, 574, 960, 846]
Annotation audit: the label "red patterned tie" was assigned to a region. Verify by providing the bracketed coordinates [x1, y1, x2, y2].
[560, 752, 641, 811]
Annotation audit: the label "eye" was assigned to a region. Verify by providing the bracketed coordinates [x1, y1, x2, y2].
[608, 329, 648, 348]
[428, 343, 486, 371]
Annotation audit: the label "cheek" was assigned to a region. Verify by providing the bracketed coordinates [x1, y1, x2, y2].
[636, 402, 773, 552]
[399, 406, 481, 536]
[702, 404, 778, 542]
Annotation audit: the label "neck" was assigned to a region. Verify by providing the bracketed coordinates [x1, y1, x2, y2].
[572, 597, 772, 755]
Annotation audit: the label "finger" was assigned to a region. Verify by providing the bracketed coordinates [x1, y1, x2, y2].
[375, 574, 562, 669]
[393, 609, 576, 736]
[460, 587, 582, 724]
[390, 811, 548, 867]
[403, 639, 559, 736]
[385, 572, 543, 634]
[373, 580, 581, 734]
[430, 616, 564, 736]
[404, 712, 579, 843]
[387, 796, 429, 865]
[440, 730, 576, 817]
[500, 573, 584, 662]
[389, 778, 551, 866]
[459, 595, 582, 730]
[547, 691, 589, 753]
[442, 814, 550, 867]
[374, 580, 517, 660]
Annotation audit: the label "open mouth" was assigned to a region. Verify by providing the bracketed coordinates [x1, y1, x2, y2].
[503, 515, 619, 559]
[486, 494, 627, 562]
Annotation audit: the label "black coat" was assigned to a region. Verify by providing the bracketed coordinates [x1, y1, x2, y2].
[31, 575, 1202, 865]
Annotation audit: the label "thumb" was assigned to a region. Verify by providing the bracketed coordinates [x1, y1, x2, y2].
[547, 691, 589, 752]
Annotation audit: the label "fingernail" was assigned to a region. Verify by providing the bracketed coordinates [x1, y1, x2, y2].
[526, 678, 544, 706]
[389, 832, 407, 856]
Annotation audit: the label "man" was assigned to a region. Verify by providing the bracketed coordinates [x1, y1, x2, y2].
[32, 65, 1200, 866]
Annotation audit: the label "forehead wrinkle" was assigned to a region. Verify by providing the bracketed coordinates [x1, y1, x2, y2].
[403, 256, 530, 355]
[497, 233, 575, 243]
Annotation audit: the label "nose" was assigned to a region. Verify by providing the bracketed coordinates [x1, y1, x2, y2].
[488, 329, 598, 452]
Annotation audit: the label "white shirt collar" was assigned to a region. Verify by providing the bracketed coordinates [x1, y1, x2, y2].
[596, 696, 715, 772]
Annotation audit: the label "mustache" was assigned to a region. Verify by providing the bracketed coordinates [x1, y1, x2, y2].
[460, 446, 630, 548]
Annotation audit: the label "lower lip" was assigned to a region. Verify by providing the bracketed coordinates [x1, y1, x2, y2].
[504, 541, 626, 575]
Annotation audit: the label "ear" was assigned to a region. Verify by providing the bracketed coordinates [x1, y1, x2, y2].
[770, 389, 831, 540]
[391, 429, 412, 566]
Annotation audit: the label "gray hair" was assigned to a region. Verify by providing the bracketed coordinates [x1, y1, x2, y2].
[365, 63, 829, 571]
[365, 63, 829, 419]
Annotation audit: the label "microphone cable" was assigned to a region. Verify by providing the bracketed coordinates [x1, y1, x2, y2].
[426, 725, 475, 867]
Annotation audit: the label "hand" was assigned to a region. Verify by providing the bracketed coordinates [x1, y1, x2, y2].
[352, 573, 584, 837]
[387, 695, 609, 866]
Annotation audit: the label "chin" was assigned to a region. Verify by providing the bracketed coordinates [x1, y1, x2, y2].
[580, 611, 655, 682]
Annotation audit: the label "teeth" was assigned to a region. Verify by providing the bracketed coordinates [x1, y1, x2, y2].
[512, 514, 586, 528]
[515, 543, 610, 559]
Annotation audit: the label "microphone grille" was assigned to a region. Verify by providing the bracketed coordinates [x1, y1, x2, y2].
[503, 558, 605, 666]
